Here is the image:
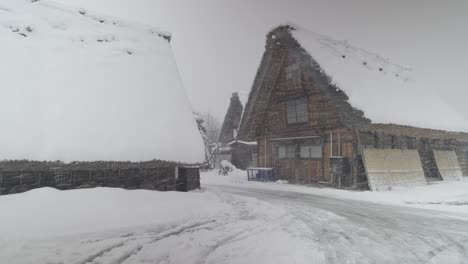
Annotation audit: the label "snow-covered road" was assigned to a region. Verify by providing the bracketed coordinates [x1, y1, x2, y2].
[209, 184, 468, 263]
[2, 179, 468, 263]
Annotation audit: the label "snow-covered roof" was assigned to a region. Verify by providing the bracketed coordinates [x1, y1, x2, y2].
[292, 26, 468, 133]
[226, 140, 257, 146]
[0, 0, 205, 163]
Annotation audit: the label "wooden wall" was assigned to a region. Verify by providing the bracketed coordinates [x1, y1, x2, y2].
[256, 128, 356, 186]
[250, 45, 360, 187]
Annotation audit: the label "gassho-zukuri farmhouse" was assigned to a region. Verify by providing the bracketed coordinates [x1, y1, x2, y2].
[0, 0, 205, 194]
[219, 25, 468, 191]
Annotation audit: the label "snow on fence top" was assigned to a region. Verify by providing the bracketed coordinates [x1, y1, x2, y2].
[0, 0, 205, 163]
[292, 26, 468, 133]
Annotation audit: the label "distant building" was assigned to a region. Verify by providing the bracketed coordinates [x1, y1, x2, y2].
[238, 25, 468, 190]
[215, 93, 257, 170]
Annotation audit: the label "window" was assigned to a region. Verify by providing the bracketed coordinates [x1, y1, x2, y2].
[287, 98, 308, 124]
[300, 145, 322, 158]
[233, 128, 238, 139]
[285, 63, 301, 89]
[278, 144, 322, 159]
[330, 132, 342, 157]
[278, 145, 296, 159]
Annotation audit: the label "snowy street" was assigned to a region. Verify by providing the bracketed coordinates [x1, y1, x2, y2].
[2, 172, 468, 264]
[208, 184, 468, 263]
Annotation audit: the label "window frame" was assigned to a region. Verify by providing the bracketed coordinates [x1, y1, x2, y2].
[278, 144, 297, 159]
[286, 97, 309, 124]
[277, 142, 323, 160]
[285, 62, 301, 90]
[299, 144, 323, 159]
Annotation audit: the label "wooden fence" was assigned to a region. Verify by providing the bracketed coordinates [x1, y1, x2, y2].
[0, 166, 200, 195]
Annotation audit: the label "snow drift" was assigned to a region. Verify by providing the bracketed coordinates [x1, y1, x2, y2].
[292, 27, 468, 132]
[0, 0, 205, 163]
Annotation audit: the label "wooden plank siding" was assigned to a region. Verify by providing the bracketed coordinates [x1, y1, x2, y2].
[256, 128, 355, 185]
[275, 159, 322, 184]
[251, 44, 358, 186]
[245, 29, 363, 187]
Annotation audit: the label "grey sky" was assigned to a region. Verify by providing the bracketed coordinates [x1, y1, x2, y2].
[57, 0, 468, 122]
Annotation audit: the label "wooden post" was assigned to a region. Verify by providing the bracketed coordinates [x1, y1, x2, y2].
[338, 168, 342, 189]
[338, 133, 341, 157]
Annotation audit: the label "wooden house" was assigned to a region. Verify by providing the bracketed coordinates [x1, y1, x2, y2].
[216, 93, 257, 169]
[238, 25, 468, 190]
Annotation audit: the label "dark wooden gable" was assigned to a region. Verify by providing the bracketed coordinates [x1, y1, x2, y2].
[238, 25, 370, 141]
[218, 92, 244, 144]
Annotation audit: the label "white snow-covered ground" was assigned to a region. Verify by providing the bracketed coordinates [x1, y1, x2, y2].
[203, 169, 468, 215]
[1, 172, 468, 263]
[0, 187, 322, 264]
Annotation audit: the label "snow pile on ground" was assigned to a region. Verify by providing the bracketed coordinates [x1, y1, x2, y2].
[220, 160, 236, 170]
[205, 168, 248, 184]
[202, 170, 468, 215]
[0, 0, 204, 163]
[0, 186, 325, 264]
[0, 187, 230, 241]
[292, 26, 468, 132]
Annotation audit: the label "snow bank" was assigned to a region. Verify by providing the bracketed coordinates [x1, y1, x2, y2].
[0, 0, 205, 163]
[0, 187, 230, 240]
[292, 27, 468, 132]
[0, 182, 324, 264]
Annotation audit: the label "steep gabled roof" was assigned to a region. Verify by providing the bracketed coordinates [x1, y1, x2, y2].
[218, 93, 244, 144]
[239, 25, 468, 141]
[238, 25, 369, 141]
[0, 0, 205, 163]
[292, 26, 468, 133]
[363, 123, 468, 142]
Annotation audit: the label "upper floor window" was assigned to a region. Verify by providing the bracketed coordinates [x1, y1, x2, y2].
[233, 128, 238, 139]
[285, 63, 301, 89]
[286, 97, 308, 124]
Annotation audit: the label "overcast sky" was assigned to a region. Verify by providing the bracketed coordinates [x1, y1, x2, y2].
[57, 0, 468, 123]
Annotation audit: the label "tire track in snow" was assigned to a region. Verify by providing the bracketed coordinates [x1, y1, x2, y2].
[426, 237, 468, 263]
[111, 220, 222, 264]
[77, 220, 216, 264]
